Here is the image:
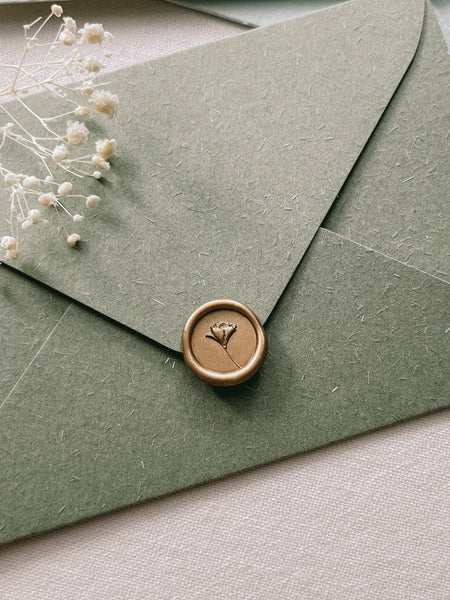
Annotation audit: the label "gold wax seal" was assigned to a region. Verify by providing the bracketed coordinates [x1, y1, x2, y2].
[182, 299, 268, 387]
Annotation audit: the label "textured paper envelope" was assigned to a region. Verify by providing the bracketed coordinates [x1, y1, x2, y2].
[166, 0, 349, 27]
[0, 0, 424, 350]
[0, 0, 449, 544]
[166, 0, 450, 43]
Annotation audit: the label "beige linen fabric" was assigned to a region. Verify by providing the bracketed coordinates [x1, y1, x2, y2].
[0, 1, 449, 598]
[0, 0, 245, 81]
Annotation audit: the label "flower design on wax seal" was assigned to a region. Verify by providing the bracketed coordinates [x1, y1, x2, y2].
[206, 321, 241, 368]
[206, 321, 237, 348]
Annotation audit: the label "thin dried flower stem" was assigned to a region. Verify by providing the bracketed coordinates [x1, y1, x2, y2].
[0, 5, 119, 259]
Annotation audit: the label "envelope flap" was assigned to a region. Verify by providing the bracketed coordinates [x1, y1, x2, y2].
[0, 0, 424, 351]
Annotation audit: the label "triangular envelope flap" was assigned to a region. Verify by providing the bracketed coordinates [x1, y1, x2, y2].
[0, 0, 424, 351]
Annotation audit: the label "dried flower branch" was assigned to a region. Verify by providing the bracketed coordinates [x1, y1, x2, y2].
[0, 4, 118, 260]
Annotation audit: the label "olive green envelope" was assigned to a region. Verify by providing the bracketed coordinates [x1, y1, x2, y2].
[166, 0, 449, 36]
[166, 0, 350, 27]
[0, 0, 449, 544]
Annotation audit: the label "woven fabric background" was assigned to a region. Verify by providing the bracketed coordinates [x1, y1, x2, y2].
[1, 1, 449, 598]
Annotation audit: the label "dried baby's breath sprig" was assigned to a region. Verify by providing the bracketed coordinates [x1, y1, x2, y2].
[0, 5, 119, 259]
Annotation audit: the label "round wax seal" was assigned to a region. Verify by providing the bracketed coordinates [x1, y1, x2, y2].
[182, 299, 268, 387]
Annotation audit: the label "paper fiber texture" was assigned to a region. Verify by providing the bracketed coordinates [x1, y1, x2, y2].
[1, 228, 448, 544]
[0, 0, 449, 544]
[166, 0, 450, 46]
[324, 2, 450, 278]
[0, 0, 423, 351]
[166, 0, 349, 27]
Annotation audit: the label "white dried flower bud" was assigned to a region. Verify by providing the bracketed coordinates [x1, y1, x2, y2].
[73, 214, 84, 222]
[79, 80, 95, 95]
[44, 175, 54, 184]
[59, 30, 76, 46]
[4, 173, 19, 186]
[1, 236, 17, 250]
[29, 209, 41, 224]
[66, 121, 89, 146]
[93, 171, 102, 179]
[103, 50, 112, 58]
[74, 106, 90, 118]
[52, 144, 68, 163]
[86, 194, 101, 208]
[22, 175, 40, 190]
[6, 248, 19, 260]
[67, 233, 81, 247]
[91, 90, 119, 118]
[58, 181, 73, 196]
[63, 16, 77, 34]
[92, 155, 110, 171]
[21, 219, 33, 230]
[95, 138, 116, 159]
[51, 4, 63, 17]
[79, 23, 106, 44]
[84, 56, 103, 73]
[39, 193, 56, 207]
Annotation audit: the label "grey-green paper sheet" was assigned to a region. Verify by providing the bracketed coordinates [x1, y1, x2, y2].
[0, 0, 449, 544]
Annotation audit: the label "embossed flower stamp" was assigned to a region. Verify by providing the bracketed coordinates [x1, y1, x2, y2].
[206, 321, 241, 368]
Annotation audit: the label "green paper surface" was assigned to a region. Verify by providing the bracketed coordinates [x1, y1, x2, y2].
[1, 228, 448, 545]
[0, 0, 449, 545]
[166, 0, 349, 27]
[324, 4, 450, 279]
[166, 0, 450, 46]
[0, 0, 423, 350]
[0, 269, 70, 401]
